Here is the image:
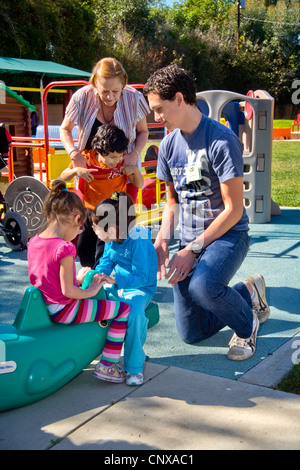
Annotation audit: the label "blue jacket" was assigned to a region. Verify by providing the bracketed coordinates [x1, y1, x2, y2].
[95, 225, 157, 296]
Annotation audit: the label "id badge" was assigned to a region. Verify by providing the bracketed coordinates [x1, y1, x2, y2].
[186, 160, 202, 183]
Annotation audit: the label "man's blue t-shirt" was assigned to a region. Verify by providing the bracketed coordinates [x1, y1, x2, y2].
[156, 114, 249, 245]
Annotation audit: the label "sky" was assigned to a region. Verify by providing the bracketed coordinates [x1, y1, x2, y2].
[163, 0, 176, 7]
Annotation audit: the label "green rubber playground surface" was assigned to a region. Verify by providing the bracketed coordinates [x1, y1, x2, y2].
[1, 208, 299, 381]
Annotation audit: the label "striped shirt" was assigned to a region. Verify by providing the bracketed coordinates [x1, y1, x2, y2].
[65, 84, 150, 158]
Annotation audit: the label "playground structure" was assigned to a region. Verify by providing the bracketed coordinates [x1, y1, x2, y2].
[0, 83, 35, 179]
[0, 187, 28, 251]
[291, 113, 300, 133]
[272, 113, 300, 140]
[0, 81, 167, 236]
[0, 270, 159, 412]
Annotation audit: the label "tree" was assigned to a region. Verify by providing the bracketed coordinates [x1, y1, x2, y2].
[238, 0, 300, 103]
[91, 0, 170, 82]
[170, 0, 235, 32]
[163, 0, 300, 107]
[0, 0, 97, 71]
[0, 0, 298, 110]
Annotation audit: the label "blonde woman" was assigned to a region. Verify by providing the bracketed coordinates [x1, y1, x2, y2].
[60, 57, 149, 186]
[60, 58, 150, 267]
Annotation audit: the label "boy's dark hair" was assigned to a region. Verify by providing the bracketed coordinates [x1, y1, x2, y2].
[91, 124, 129, 156]
[144, 64, 197, 106]
[92, 191, 136, 240]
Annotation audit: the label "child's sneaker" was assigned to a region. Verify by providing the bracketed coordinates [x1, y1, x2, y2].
[93, 362, 126, 383]
[245, 274, 270, 324]
[126, 372, 144, 386]
[227, 314, 259, 361]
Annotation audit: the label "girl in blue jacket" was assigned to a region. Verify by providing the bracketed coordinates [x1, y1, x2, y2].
[92, 191, 157, 385]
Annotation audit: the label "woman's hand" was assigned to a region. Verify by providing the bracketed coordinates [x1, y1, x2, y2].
[120, 164, 137, 176]
[122, 116, 148, 166]
[120, 165, 144, 188]
[70, 151, 88, 168]
[60, 116, 88, 168]
[123, 150, 138, 166]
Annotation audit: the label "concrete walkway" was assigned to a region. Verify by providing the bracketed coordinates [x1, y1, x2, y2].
[1, 343, 300, 450]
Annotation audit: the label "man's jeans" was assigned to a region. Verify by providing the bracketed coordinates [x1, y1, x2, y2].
[173, 229, 253, 344]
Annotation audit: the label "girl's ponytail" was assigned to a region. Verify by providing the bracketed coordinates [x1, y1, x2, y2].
[43, 178, 86, 224]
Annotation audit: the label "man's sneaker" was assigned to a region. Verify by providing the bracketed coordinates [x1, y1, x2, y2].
[93, 362, 126, 383]
[245, 274, 270, 324]
[126, 372, 144, 386]
[227, 315, 259, 361]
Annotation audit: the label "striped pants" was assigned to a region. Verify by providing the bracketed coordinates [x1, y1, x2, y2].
[49, 298, 130, 363]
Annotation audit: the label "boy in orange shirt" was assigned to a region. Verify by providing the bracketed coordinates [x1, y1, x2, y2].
[60, 124, 143, 268]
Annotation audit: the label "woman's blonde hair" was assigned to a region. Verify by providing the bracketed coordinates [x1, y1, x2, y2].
[89, 57, 128, 88]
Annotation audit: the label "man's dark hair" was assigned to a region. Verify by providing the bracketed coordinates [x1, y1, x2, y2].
[92, 124, 129, 156]
[144, 64, 197, 106]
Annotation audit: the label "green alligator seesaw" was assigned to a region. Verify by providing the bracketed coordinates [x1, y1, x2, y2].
[0, 271, 159, 412]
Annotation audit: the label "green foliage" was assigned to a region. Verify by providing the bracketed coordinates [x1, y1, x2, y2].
[239, 0, 300, 103]
[0, 0, 97, 71]
[171, 0, 234, 31]
[0, 0, 299, 109]
[273, 119, 293, 128]
[277, 362, 300, 395]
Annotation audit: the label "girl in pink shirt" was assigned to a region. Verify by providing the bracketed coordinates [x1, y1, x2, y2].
[27, 179, 130, 384]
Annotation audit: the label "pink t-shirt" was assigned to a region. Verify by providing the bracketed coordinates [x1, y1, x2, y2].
[27, 235, 79, 305]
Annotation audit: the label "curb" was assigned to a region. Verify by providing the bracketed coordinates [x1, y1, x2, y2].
[238, 332, 300, 389]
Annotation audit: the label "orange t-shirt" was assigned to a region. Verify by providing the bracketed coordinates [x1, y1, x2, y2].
[71, 149, 128, 210]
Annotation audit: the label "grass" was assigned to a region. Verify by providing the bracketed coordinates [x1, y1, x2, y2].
[271, 140, 300, 207]
[273, 119, 293, 128]
[277, 363, 300, 395]
[272, 121, 300, 395]
[142, 136, 300, 208]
